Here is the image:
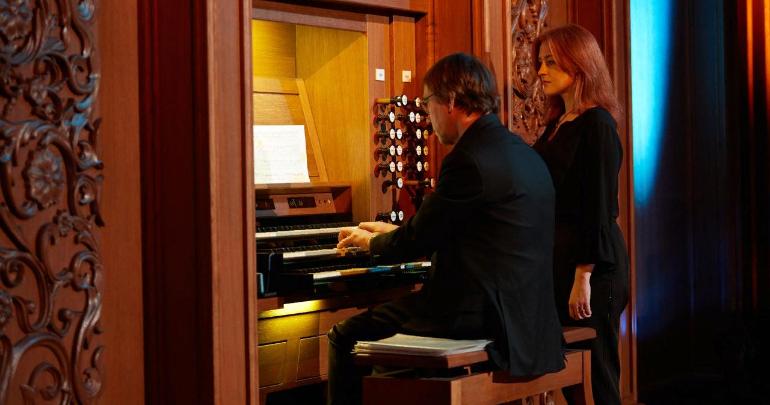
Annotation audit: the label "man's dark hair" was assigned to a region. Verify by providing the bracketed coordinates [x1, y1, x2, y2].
[423, 53, 500, 115]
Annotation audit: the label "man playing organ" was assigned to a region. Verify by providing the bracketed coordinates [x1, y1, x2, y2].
[328, 53, 564, 405]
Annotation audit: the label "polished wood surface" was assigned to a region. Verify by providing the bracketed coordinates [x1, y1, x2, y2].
[251, 19, 297, 77]
[99, 1, 147, 403]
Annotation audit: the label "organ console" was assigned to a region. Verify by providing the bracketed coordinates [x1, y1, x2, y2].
[255, 188, 426, 297]
[251, 6, 439, 403]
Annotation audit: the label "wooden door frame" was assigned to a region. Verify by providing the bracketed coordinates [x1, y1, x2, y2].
[139, 0, 257, 403]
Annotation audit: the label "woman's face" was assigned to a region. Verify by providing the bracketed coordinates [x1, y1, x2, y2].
[537, 45, 575, 96]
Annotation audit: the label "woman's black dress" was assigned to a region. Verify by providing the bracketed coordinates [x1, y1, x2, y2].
[533, 107, 629, 405]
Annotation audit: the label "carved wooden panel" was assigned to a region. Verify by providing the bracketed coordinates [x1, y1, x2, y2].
[510, 0, 549, 144]
[0, 0, 104, 403]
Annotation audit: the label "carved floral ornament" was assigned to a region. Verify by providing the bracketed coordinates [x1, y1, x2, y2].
[510, 0, 549, 144]
[0, 1, 104, 404]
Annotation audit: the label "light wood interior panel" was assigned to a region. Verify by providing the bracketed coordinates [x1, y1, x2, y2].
[296, 25, 372, 221]
[252, 93, 305, 123]
[252, 20, 296, 77]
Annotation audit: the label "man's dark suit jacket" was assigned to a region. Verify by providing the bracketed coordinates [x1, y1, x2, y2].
[370, 113, 565, 376]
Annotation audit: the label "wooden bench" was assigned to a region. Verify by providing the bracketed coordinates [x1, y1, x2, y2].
[355, 326, 596, 405]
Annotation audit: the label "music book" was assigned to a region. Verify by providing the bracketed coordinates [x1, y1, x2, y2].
[253, 124, 311, 184]
[354, 334, 492, 356]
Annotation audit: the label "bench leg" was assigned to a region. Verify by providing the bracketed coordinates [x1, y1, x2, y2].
[566, 350, 593, 405]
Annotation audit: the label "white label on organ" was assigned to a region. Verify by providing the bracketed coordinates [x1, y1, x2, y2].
[389, 162, 396, 172]
[400, 95, 408, 106]
[390, 211, 397, 222]
[417, 161, 423, 171]
[416, 129, 422, 139]
[416, 113, 422, 123]
[397, 177, 404, 188]
[389, 128, 396, 139]
[416, 146, 422, 156]
[396, 129, 403, 139]
[423, 146, 428, 156]
[398, 211, 404, 221]
[389, 145, 396, 155]
[409, 111, 415, 122]
[397, 161, 403, 172]
[388, 111, 395, 122]
[397, 145, 403, 155]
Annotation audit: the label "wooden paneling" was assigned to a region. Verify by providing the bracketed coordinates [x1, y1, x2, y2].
[391, 16, 418, 97]
[252, 20, 297, 77]
[432, 0, 473, 59]
[296, 25, 372, 222]
[99, 1, 146, 404]
[367, 14, 393, 220]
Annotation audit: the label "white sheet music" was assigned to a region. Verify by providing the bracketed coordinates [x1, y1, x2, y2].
[253, 125, 311, 184]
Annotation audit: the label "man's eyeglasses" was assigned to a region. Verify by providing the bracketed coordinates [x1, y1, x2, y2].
[422, 94, 434, 108]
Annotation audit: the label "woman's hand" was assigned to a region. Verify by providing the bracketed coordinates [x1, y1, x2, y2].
[569, 264, 594, 320]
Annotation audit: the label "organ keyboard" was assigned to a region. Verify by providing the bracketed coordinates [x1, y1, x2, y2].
[256, 184, 428, 298]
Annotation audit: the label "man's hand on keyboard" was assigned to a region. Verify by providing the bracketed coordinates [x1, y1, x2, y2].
[337, 227, 374, 250]
[358, 221, 399, 234]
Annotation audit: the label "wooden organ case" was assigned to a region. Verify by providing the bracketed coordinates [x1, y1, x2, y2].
[250, 1, 436, 402]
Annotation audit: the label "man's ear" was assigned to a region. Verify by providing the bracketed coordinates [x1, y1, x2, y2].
[448, 94, 455, 113]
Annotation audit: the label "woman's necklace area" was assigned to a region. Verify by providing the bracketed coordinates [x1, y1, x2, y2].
[549, 111, 578, 140]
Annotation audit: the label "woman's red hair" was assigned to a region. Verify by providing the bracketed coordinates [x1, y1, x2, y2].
[535, 24, 621, 124]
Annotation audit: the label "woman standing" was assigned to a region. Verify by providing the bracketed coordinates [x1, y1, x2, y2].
[533, 24, 629, 405]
